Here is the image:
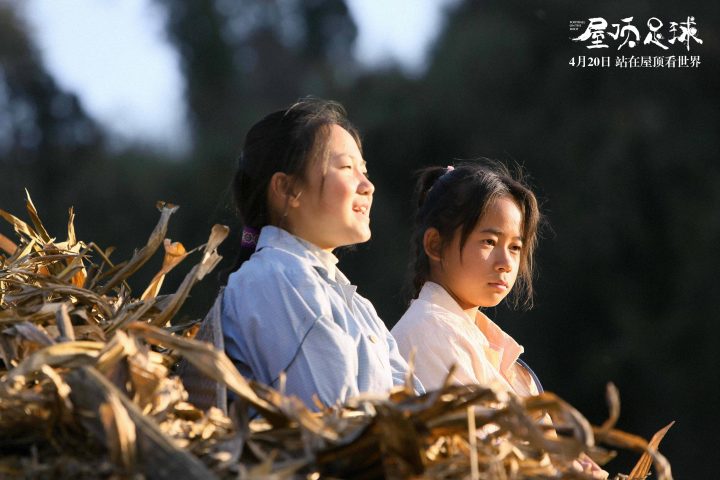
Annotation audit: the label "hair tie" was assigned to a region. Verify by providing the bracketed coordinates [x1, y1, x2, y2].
[431, 165, 455, 188]
[421, 165, 457, 214]
[436, 165, 455, 183]
[241, 226, 260, 249]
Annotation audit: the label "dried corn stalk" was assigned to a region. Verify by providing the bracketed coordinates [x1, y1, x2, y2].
[0, 194, 673, 479]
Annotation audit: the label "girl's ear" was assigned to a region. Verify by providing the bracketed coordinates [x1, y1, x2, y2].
[269, 172, 302, 208]
[423, 228, 443, 262]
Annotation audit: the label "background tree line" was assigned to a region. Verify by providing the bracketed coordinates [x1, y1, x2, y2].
[1, 0, 718, 475]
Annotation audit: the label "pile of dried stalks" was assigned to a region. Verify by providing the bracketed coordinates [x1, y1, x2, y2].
[0, 194, 672, 479]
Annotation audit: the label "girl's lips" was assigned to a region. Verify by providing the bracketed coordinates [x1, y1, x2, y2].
[352, 205, 369, 215]
[488, 282, 508, 290]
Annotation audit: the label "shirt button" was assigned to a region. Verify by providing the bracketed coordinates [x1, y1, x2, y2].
[368, 334, 378, 344]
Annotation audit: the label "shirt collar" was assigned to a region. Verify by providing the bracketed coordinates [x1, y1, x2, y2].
[256, 226, 341, 282]
[418, 281, 524, 374]
[294, 236, 340, 282]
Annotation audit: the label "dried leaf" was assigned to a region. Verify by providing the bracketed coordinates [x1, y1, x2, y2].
[147, 224, 228, 327]
[6, 321, 56, 347]
[3, 341, 103, 385]
[55, 303, 75, 341]
[128, 323, 285, 423]
[0, 195, 674, 480]
[141, 239, 188, 300]
[100, 389, 137, 471]
[67, 207, 77, 247]
[0, 208, 39, 243]
[627, 421, 675, 480]
[597, 382, 620, 434]
[67, 367, 218, 479]
[98, 202, 179, 295]
[0, 232, 17, 256]
[39, 364, 73, 420]
[24, 189, 52, 244]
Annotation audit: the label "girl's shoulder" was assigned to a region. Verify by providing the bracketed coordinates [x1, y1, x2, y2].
[349, 290, 385, 326]
[393, 298, 464, 337]
[227, 245, 319, 291]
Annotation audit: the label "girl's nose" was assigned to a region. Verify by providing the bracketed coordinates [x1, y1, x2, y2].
[495, 251, 513, 272]
[358, 175, 375, 195]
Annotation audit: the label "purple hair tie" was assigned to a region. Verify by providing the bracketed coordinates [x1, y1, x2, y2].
[241, 226, 260, 249]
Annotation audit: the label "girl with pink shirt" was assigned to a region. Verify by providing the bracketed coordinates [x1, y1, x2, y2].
[391, 162, 608, 478]
[391, 162, 542, 395]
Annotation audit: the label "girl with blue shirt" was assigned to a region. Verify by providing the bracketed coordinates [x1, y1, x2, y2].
[221, 99, 423, 410]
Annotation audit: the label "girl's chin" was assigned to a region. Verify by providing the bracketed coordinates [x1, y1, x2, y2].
[351, 227, 372, 242]
[477, 297, 505, 308]
[331, 231, 371, 249]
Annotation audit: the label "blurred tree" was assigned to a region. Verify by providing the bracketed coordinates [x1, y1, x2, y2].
[0, 2, 103, 216]
[154, 0, 358, 159]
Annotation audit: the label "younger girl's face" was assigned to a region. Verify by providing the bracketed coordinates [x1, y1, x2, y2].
[435, 196, 524, 310]
[288, 124, 374, 250]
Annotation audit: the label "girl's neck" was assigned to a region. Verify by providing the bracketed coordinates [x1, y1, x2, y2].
[286, 229, 337, 253]
[277, 223, 336, 252]
[430, 279, 480, 317]
[288, 230, 339, 279]
[462, 305, 480, 320]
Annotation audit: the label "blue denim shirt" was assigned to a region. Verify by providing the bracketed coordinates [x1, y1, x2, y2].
[222, 226, 423, 409]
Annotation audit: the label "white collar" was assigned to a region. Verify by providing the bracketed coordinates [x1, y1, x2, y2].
[417, 281, 524, 374]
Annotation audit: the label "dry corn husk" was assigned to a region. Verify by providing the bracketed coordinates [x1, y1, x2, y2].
[0, 194, 673, 479]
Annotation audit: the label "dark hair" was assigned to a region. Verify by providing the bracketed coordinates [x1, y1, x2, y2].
[406, 161, 541, 309]
[227, 98, 361, 276]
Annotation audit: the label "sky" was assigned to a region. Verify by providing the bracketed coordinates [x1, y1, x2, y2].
[22, 0, 458, 154]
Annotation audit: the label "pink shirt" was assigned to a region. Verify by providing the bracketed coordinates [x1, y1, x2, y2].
[391, 281, 539, 396]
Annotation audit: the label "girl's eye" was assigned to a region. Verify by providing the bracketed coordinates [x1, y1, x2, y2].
[510, 245, 523, 253]
[481, 239, 496, 246]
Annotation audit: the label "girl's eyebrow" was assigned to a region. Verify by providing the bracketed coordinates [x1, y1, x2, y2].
[334, 153, 363, 162]
[479, 228, 523, 241]
[335, 153, 367, 168]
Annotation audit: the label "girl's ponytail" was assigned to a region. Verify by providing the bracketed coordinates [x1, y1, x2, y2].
[406, 165, 457, 300]
[414, 166, 449, 210]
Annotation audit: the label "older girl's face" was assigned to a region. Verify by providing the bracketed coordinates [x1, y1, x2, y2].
[288, 124, 375, 250]
[432, 196, 523, 310]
